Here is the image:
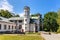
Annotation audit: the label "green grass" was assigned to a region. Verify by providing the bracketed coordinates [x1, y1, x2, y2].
[0, 34, 44, 40]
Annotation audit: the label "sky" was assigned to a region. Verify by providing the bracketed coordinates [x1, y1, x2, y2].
[0, 0, 60, 17]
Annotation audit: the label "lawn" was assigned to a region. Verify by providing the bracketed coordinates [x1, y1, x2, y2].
[0, 34, 44, 40]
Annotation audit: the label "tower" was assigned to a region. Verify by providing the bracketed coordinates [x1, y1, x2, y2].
[23, 6, 30, 32]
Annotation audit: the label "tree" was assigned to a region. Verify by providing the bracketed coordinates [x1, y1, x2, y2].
[31, 13, 41, 17]
[14, 14, 20, 17]
[0, 10, 13, 18]
[57, 10, 60, 17]
[57, 9, 60, 33]
[44, 12, 59, 32]
[0, 10, 20, 18]
[57, 9, 60, 25]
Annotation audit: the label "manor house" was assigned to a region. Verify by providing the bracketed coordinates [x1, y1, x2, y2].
[0, 6, 41, 33]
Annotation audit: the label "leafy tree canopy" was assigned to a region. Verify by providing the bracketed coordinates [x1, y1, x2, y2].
[0, 10, 20, 18]
[31, 13, 41, 17]
[44, 12, 59, 32]
[14, 14, 20, 17]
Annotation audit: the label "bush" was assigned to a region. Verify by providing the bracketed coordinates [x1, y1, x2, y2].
[57, 27, 60, 33]
[57, 29, 60, 33]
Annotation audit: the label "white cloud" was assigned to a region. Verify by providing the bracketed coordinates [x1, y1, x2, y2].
[19, 12, 24, 17]
[0, 0, 14, 12]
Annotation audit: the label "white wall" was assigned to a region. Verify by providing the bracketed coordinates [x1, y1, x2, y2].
[29, 24, 35, 32]
[0, 21, 16, 32]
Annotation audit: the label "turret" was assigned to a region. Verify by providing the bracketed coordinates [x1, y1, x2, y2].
[23, 6, 30, 32]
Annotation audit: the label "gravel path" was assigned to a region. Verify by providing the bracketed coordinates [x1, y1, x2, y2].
[41, 32, 60, 40]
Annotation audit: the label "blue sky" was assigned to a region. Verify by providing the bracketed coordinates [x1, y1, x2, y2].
[0, 0, 60, 17]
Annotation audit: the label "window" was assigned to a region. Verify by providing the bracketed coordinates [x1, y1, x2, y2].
[25, 24, 27, 25]
[0, 24, 1, 30]
[10, 20, 13, 22]
[4, 25, 6, 30]
[19, 20, 22, 23]
[25, 27, 27, 30]
[0, 18, 2, 20]
[8, 25, 10, 29]
[19, 25, 22, 29]
[25, 25, 27, 30]
[25, 11, 29, 16]
[25, 19, 27, 21]
[15, 20, 17, 23]
[12, 26, 13, 29]
[15, 26, 16, 29]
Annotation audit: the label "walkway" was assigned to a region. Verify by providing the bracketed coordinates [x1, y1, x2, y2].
[41, 32, 60, 40]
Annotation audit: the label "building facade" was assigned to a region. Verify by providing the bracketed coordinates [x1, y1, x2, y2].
[0, 6, 41, 33]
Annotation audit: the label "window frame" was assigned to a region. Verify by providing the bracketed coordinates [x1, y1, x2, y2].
[0, 24, 1, 30]
[4, 25, 6, 30]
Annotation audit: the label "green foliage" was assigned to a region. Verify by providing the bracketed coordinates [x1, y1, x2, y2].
[57, 9, 60, 23]
[57, 9, 60, 33]
[57, 26, 60, 33]
[30, 19, 35, 23]
[57, 9, 60, 18]
[31, 13, 41, 17]
[14, 14, 20, 17]
[0, 10, 20, 18]
[44, 12, 59, 32]
[0, 10, 13, 18]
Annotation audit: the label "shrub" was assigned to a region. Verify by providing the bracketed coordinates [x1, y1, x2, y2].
[57, 27, 60, 33]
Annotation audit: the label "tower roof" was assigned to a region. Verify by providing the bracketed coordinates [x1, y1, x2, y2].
[24, 6, 30, 10]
